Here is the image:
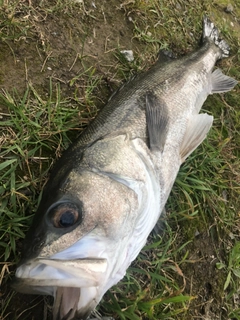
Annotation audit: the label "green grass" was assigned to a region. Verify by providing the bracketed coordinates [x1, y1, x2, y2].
[0, 85, 75, 262]
[0, 0, 240, 319]
[0, 76, 100, 262]
[99, 227, 194, 319]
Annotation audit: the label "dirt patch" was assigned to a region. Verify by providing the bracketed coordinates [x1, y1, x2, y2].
[0, 0, 143, 100]
[181, 231, 227, 320]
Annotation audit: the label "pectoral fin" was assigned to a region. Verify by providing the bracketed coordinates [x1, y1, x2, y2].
[146, 93, 169, 151]
[180, 113, 213, 162]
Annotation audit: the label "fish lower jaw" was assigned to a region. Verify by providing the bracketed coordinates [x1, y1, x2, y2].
[14, 258, 110, 319]
[14, 257, 108, 292]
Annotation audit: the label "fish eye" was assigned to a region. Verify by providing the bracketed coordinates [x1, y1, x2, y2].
[50, 202, 81, 228]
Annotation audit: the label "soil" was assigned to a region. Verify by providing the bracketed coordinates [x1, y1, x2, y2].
[0, 1, 239, 320]
[0, 0, 142, 99]
[181, 231, 227, 320]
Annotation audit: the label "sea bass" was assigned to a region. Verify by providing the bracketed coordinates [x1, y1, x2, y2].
[13, 17, 237, 320]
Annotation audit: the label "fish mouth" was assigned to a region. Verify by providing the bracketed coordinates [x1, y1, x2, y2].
[13, 235, 111, 319]
[13, 258, 108, 319]
[13, 257, 108, 294]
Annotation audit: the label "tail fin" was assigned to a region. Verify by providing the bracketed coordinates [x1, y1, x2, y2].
[202, 16, 230, 58]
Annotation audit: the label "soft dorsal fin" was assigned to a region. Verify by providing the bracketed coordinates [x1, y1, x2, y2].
[145, 92, 169, 151]
[157, 49, 177, 64]
[180, 113, 213, 162]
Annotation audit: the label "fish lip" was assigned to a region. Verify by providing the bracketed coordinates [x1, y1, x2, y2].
[13, 257, 108, 293]
[13, 258, 108, 319]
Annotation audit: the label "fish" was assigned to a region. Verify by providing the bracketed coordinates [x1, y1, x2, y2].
[13, 16, 237, 320]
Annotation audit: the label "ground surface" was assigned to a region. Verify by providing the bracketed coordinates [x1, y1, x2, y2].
[0, 1, 240, 320]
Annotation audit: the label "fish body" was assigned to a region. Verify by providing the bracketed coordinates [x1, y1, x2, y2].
[13, 17, 237, 320]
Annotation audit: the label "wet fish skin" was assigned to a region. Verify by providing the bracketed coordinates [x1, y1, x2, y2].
[13, 17, 237, 320]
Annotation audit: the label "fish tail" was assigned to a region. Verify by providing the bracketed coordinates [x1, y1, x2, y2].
[202, 16, 230, 58]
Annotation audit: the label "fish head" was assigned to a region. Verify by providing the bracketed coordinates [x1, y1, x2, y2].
[14, 161, 139, 320]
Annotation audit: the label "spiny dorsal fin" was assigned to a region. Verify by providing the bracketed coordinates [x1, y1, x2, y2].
[180, 113, 213, 162]
[146, 92, 169, 151]
[211, 69, 238, 93]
